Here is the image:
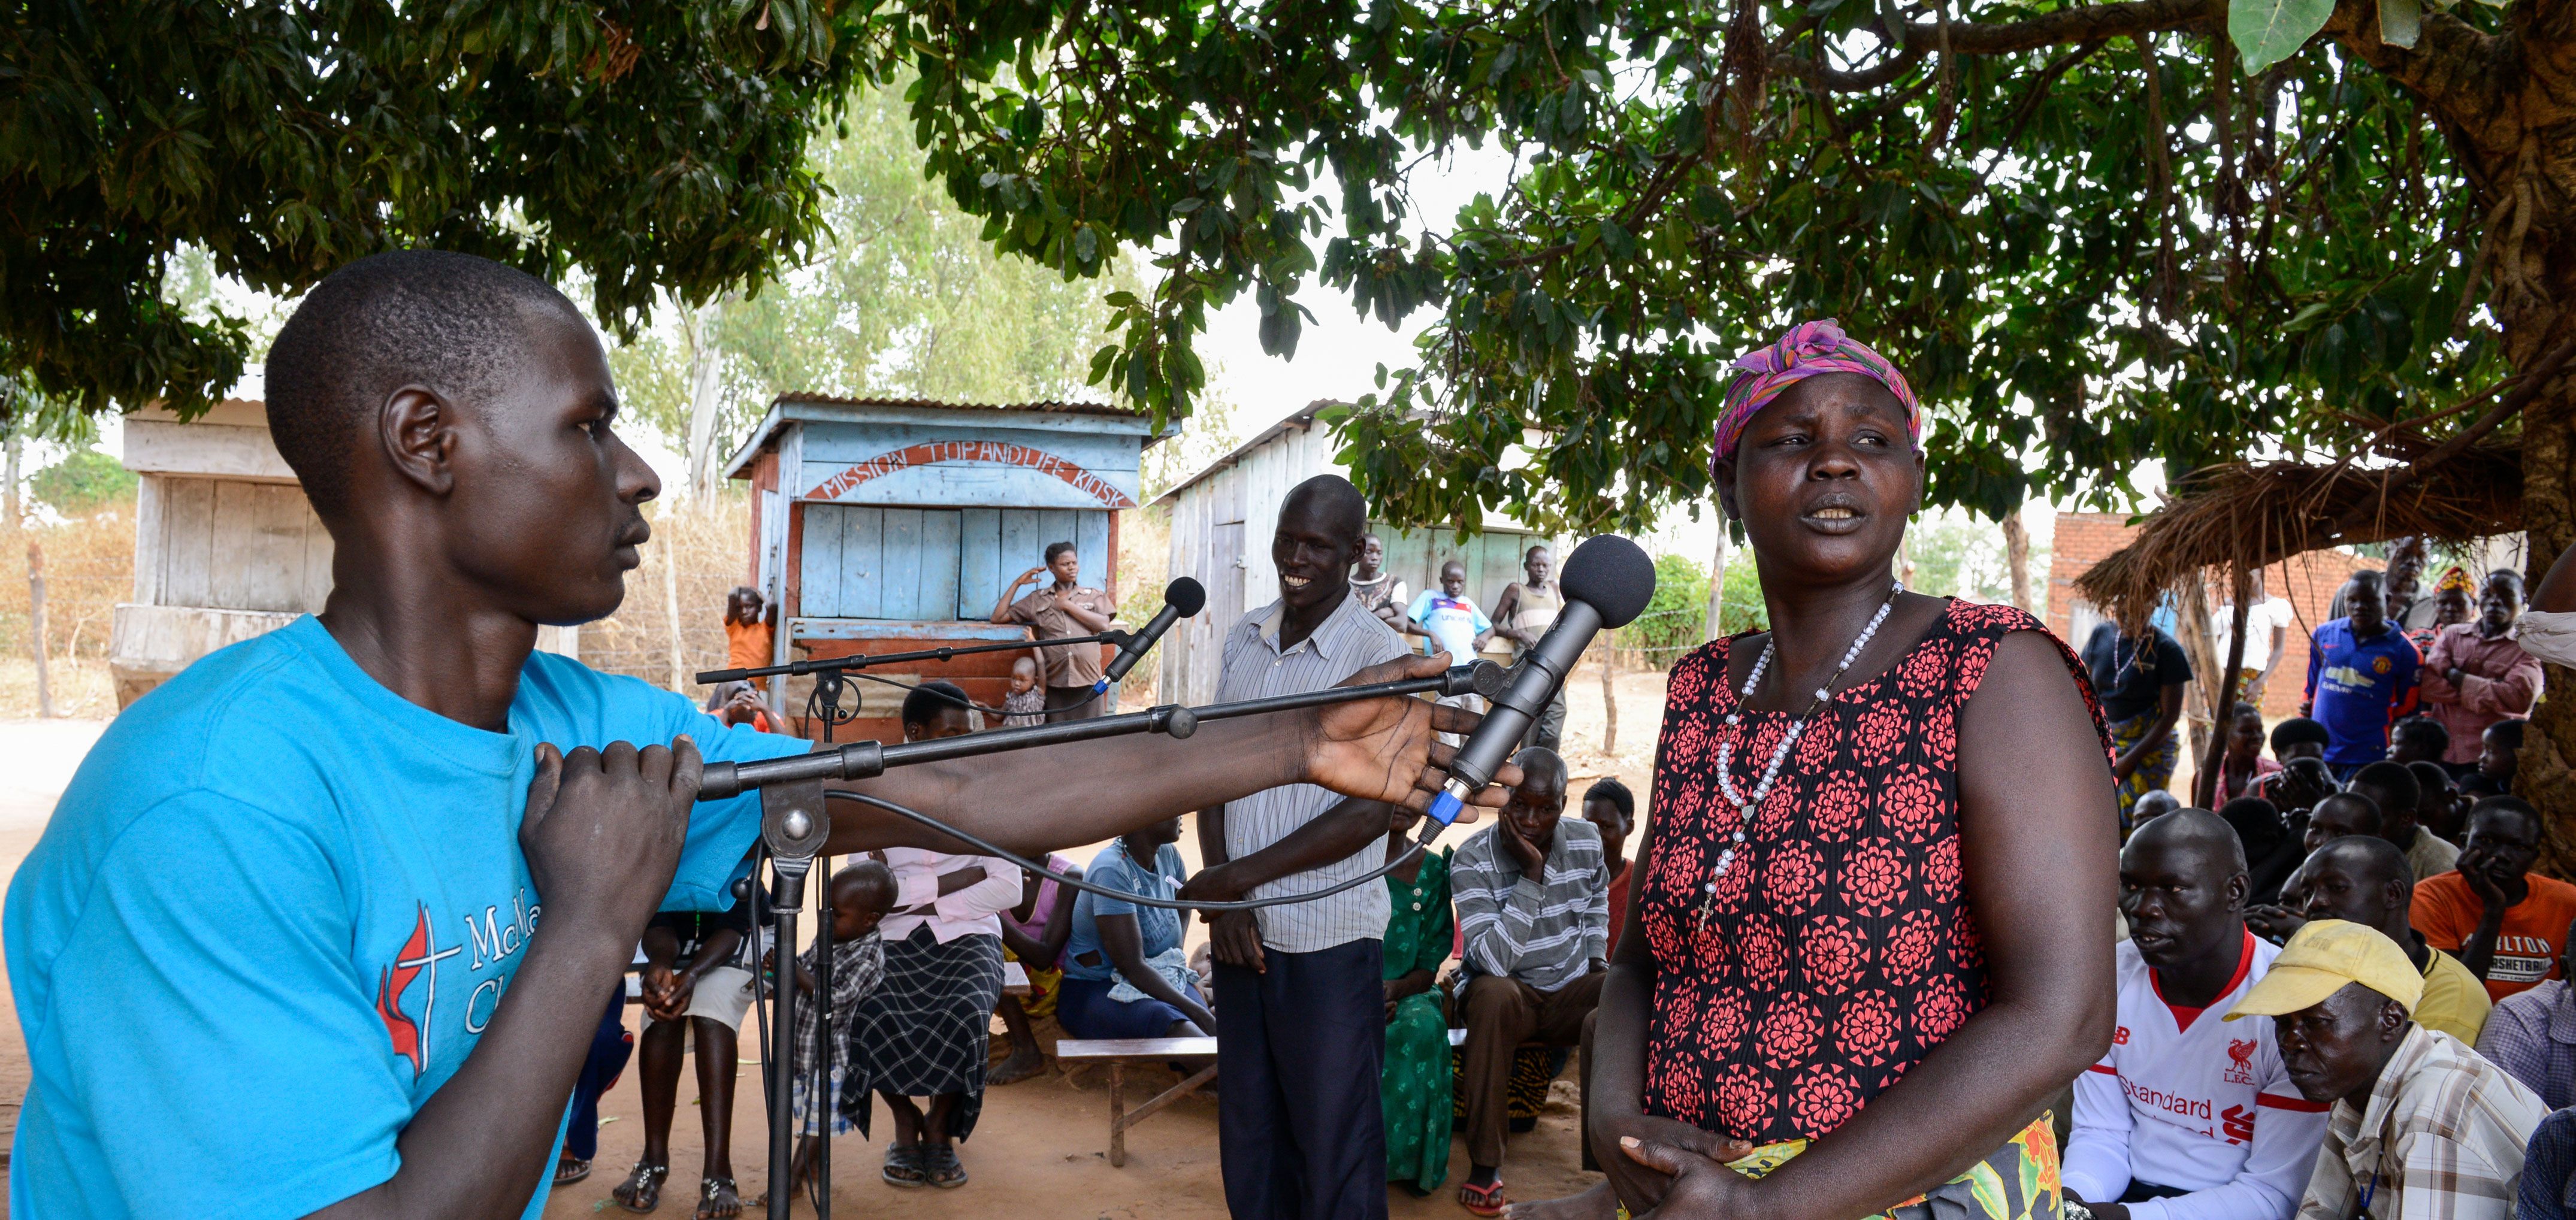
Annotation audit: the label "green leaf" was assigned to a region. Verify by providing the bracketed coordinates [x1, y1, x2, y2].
[2229, 0, 2334, 72]
[2378, 0, 2422, 47]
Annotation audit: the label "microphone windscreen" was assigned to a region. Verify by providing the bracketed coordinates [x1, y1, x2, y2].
[1559, 535, 1658, 628]
[1165, 576, 1208, 617]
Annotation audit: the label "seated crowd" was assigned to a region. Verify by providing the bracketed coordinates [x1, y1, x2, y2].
[2070, 565, 2569, 1220]
[587, 565, 2566, 1219]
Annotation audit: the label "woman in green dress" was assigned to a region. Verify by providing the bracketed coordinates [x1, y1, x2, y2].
[1380, 804, 1456, 1194]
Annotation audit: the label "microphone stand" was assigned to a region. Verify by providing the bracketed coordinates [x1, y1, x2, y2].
[734, 659, 1506, 1219]
[696, 630, 1135, 686]
[700, 659, 1510, 801]
[757, 777, 830, 1220]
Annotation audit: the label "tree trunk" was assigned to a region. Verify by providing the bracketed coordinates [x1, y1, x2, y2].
[2173, 572, 2223, 801]
[2003, 510, 2033, 614]
[682, 297, 728, 500]
[28, 541, 53, 718]
[1601, 638, 1619, 755]
[1703, 501, 1733, 643]
[2323, 0, 2576, 868]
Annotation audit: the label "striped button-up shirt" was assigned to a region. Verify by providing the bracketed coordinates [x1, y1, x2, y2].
[1216, 591, 1409, 952]
[1452, 817, 1610, 994]
[2296, 1024, 2548, 1220]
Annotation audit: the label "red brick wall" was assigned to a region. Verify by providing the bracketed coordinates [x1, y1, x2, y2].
[2048, 513, 2374, 720]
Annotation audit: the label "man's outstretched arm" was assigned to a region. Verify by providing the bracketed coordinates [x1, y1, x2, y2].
[822, 653, 1516, 856]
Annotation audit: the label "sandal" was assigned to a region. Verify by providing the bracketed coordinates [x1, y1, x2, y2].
[694, 1176, 742, 1220]
[882, 1142, 927, 1188]
[920, 1142, 969, 1189]
[1458, 1177, 1508, 1216]
[555, 1156, 592, 1186]
[612, 1162, 668, 1213]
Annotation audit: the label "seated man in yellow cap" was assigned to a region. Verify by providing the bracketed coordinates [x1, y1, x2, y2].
[2226, 919, 2547, 1220]
[2276, 836, 2492, 1045]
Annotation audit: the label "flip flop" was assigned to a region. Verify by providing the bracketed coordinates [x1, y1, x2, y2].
[1458, 1177, 1508, 1216]
[694, 1176, 741, 1220]
[882, 1142, 927, 1188]
[920, 1143, 969, 1189]
[612, 1163, 668, 1213]
[555, 1157, 592, 1186]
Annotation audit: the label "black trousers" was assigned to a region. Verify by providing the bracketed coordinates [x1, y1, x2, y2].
[1215, 939, 1387, 1220]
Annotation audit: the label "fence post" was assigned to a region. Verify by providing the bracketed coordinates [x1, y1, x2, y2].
[28, 540, 53, 718]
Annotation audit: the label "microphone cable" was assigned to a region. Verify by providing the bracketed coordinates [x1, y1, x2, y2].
[823, 789, 1454, 913]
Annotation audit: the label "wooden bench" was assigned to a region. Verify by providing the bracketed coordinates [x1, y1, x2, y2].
[1052, 1036, 1219, 1167]
[1002, 959, 1030, 996]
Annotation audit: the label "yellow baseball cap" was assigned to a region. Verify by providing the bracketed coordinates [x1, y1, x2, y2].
[2224, 919, 2423, 1021]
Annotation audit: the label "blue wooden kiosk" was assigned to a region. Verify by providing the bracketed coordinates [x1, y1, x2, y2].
[723, 394, 1162, 742]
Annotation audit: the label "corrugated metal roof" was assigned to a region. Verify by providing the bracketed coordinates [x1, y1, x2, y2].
[724, 393, 1161, 480]
[770, 393, 1143, 419]
[1151, 400, 1344, 505]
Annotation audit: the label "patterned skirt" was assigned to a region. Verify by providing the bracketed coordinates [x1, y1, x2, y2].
[846, 926, 1005, 1140]
[2108, 711, 2179, 833]
[1616, 1112, 2061, 1220]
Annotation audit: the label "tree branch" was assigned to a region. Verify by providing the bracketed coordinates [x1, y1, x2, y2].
[2326, 335, 2576, 535]
[1895, 0, 2217, 55]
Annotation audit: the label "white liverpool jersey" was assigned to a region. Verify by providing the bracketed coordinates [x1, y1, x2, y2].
[2063, 930, 2332, 1220]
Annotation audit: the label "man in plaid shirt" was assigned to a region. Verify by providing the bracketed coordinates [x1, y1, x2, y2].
[2225, 919, 2547, 1220]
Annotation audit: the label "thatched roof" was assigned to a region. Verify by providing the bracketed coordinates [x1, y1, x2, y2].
[2072, 340, 2568, 623]
[2072, 446, 2521, 624]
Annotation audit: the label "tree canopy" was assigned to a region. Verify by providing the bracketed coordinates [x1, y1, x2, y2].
[5, 1, 869, 417]
[606, 79, 1148, 482]
[843, 0, 2517, 538]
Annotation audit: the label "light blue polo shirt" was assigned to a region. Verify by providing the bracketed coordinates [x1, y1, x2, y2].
[3, 616, 810, 1219]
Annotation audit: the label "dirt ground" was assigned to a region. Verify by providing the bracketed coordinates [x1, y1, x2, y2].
[0, 662, 1682, 1217]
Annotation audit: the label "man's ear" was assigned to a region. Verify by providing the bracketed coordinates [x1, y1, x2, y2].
[2224, 871, 2250, 915]
[379, 385, 458, 497]
[2381, 998, 2411, 1042]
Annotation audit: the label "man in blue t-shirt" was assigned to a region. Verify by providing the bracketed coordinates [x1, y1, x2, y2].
[2305, 570, 2424, 778]
[1, 252, 1505, 1220]
[1406, 559, 1494, 661]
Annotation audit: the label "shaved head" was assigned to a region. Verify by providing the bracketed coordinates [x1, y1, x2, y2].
[1281, 474, 1368, 543]
[2311, 834, 2413, 892]
[267, 250, 586, 517]
[2124, 806, 2249, 876]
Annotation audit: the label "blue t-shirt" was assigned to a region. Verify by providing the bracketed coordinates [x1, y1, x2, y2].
[1406, 590, 1491, 662]
[2, 616, 809, 1220]
[2305, 617, 2423, 765]
[1060, 841, 1188, 983]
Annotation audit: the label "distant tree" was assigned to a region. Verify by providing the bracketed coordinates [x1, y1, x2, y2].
[606, 80, 1151, 488]
[30, 448, 137, 516]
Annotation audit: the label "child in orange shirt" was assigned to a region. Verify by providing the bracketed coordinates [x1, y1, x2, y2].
[725, 586, 775, 695]
[2411, 796, 2576, 1002]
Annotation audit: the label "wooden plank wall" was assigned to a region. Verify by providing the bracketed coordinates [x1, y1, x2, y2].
[135, 474, 332, 614]
[797, 504, 1108, 621]
[1158, 422, 1550, 704]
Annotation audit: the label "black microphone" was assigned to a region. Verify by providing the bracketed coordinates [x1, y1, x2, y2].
[1096, 577, 1206, 691]
[1423, 535, 1656, 827]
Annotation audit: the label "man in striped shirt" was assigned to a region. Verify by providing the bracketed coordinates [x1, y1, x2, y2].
[1177, 474, 1413, 1220]
[1450, 746, 1610, 1205]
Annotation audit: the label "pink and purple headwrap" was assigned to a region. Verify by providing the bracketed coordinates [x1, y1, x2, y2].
[1711, 319, 1921, 465]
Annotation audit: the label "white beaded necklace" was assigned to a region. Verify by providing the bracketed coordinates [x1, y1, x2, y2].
[1695, 581, 1904, 930]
